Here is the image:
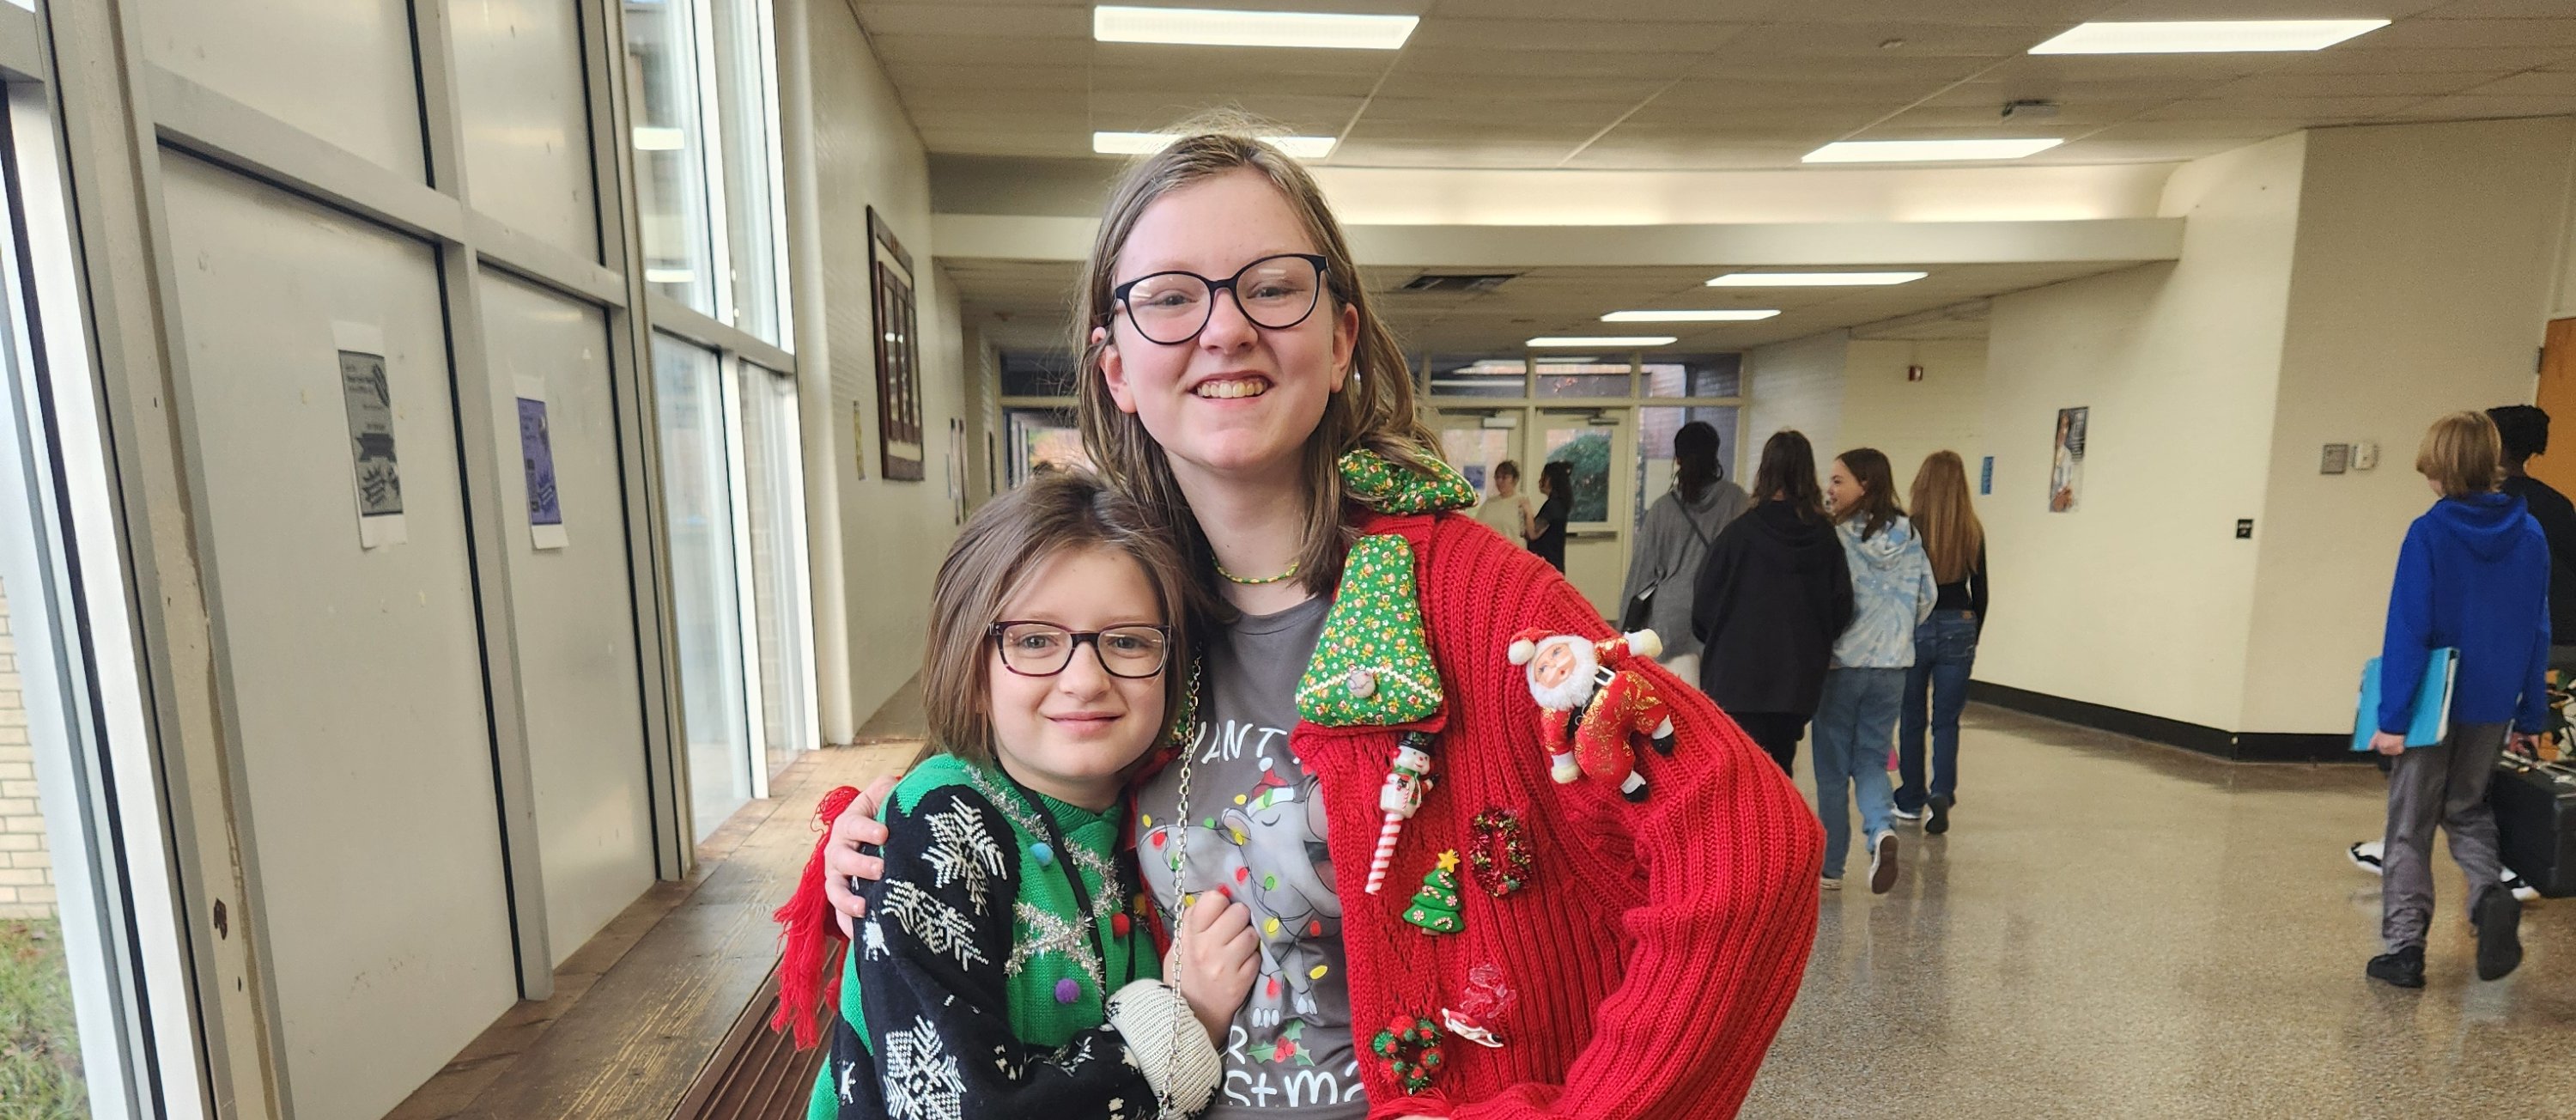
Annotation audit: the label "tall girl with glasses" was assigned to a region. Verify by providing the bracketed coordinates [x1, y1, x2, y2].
[782, 471, 1258, 1120]
[811, 130, 1822, 1120]
[1894, 451, 1986, 836]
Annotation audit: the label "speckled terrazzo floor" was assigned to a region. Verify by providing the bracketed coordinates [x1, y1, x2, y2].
[1744, 704, 2576, 1120]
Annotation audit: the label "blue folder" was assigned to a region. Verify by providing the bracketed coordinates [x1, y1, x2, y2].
[2352, 648, 2458, 751]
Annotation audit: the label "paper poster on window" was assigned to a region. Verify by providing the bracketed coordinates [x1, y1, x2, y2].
[515, 376, 567, 550]
[332, 321, 406, 548]
[2050, 406, 2087, 514]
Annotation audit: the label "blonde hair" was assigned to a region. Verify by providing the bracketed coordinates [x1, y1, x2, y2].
[2415, 411, 2504, 498]
[1072, 127, 1441, 600]
[920, 471, 1193, 766]
[1908, 451, 1985, 584]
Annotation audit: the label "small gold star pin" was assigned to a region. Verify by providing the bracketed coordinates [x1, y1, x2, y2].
[1437, 849, 1461, 873]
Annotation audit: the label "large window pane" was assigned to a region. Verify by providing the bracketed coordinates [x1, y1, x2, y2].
[738, 363, 813, 779]
[1643, 354, 1742, 399]
[652, 336, 750, 839]
[625, 0, 719, 313]
[1004, 406, 1088, 487]
[1534, 358, 1631, 399]
[710, 0, 790, 345]
[1428, 356, 1525, 399]
[1542, 424, 1613, 524]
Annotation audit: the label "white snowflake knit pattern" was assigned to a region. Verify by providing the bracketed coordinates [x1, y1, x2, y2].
[920, 798, 1008, 915]
[884, 1016, 966, 1120]
[879, 880, 987, 970]
[861, 917, 890, 961]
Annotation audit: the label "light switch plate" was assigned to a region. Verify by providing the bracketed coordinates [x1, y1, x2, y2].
[2353, 441, 2379, 470]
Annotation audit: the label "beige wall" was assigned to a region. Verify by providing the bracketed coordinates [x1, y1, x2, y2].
[810, 0, 972, 727]
[1976, 134, 2307, 732]
[1841, 339, 1988, 491]
[0, 578, 55, 921]
[2239, 118, 2576, 733]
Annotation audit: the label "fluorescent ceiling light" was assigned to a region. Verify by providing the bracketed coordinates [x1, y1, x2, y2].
[1094, 131, 1337, 158]
[1803, 139, 2062, 163]
[1602, 309, 1781, 323]
[1528, 336, 1676, 347]
[1709, 271, 1927, 287]
[1094, 6, 1419, 50]
[632, 127, 685, 151]
[2029, 20, 2388, 54]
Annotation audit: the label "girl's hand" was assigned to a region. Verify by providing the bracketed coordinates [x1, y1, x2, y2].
[823, 773, 901, 937]
[2371, 731, 2407, 757]
[1173, 893, 1258, 1044]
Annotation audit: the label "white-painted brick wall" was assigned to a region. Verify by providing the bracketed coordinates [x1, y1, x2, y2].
[0, 578, 54, 919]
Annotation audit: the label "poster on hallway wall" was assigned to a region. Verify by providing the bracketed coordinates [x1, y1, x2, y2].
[332, 320, 407, 549]
[2050, 406, 2087, 513]
[515, 376, 567, 551]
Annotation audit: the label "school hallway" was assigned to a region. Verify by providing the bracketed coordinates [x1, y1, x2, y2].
[1751, 704, 2576, 1119]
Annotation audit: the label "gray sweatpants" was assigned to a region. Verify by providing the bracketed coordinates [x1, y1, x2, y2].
[2381, 721, 2507, 950]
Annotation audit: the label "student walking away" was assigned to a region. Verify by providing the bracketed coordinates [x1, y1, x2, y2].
[1473, 458, 1534, 550]
[2345, 404, 2562, 904]
[2364, 411, 2548, 989]
[1529, 459, 1575, 573]
[2490, 405, 2576, 672]
[1893, 451, 1985, 836]
[1622, 422, 1751, 684]
[1814, 448, 1936, 895]
[1693, 429, 1853, 778]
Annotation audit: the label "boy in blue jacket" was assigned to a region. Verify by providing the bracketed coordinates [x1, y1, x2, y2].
[2366, 411, 2549, 989]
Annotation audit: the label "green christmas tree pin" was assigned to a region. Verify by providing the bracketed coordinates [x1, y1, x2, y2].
[1402, 850, 1465, 935]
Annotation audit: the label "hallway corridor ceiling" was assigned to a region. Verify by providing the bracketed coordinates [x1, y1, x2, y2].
[854, 0, 2576, 170]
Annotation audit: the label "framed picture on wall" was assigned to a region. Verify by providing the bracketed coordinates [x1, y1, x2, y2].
[867, 207, 926, 481]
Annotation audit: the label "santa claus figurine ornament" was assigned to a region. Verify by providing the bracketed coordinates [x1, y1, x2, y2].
[1507, 628, 1678, 802]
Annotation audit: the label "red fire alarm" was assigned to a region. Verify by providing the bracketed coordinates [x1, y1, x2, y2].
[1906, 364, 1925, 382]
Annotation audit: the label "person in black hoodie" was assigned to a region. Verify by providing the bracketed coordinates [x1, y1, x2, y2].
[1692, 429, 1855, 775]
[2490, 405, 2576, 670]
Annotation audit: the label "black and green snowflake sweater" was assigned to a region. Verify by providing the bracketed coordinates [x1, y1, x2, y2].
[808, 752, 1162, 1120]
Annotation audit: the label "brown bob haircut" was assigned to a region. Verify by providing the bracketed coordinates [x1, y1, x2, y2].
[1072, 126, 1443, 601]
[920, 470, 1194, 766]
[2416, 410, 2504, 498]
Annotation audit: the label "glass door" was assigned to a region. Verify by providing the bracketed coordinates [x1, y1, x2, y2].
[651, 335, 753, 841]
[1436, 408, 1528, 549]
[1537, 411, 1631, 619]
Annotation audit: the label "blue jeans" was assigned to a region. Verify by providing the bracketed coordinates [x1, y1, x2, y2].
[1897, 611, 1979, 813]
[1813, 667, 1905, 879]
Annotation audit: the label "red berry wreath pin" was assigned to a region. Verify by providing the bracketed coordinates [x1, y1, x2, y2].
[1467, 808, 1531, 897]
[1370, 1014, 1446, 1094]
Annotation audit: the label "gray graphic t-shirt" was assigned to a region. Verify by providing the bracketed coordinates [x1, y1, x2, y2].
[1135, 594, 1364, 1118]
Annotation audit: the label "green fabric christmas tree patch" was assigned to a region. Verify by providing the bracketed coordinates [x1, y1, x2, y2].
[1340, 448, 1478, 514]
[1402, 850, 1465, 934]
[1297, 533, 1442, 726]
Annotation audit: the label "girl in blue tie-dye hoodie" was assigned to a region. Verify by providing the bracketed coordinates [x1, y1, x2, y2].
[1812, 448, 1938, 894]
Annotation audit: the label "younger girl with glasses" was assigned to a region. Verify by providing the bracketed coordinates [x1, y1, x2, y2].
[790, 470, 1258, 1119]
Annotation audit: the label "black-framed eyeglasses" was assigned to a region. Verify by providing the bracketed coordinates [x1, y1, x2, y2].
[989, 622, 1170, 679]
[1110, 253, 1329, 345]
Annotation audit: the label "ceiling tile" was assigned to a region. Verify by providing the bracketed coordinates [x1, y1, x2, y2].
[1087, 92, 1369, 130]
[2459, 70, 2576, 96]
[1087, 42, 1395, 76]
[1356, 96, 1638, 127]
[2264, 46, 2576, 74]
[1717, 21, 2047, 58]
[2137, 95, 2429, 120]
[2385, 93, 2576, 119]
[2093, 0, 2441, 18]
[1370, 73, 1675, 103]
[854, 3, 1087, 38]
[1389, 46, 1709, 79]
[1410, 18, 1752, 53]
[2415, 0, 2576, 16]
[888, 64, 1088, 93]
[1644, 76, 1959, 109]
[2198, 71, 2506, 99]
[2354, 18, 2576, 49]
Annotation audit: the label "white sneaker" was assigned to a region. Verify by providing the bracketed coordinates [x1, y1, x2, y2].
[2348, 840, 2384, 875]
[2504, 870, 2541, 903]
[1868, 831, 1900, 894]
[1821, 876, 1842, 891]
[1890, 806, 1924, 822]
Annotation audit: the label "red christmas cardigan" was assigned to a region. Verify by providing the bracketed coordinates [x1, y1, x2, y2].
[781, 508, 1825, 1117]
[1291, 508, 1823, 1119]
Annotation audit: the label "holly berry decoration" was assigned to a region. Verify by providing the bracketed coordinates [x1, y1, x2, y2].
[1369, 1015, 1447, 1094]
[1401, 850, 1466, 934]
[1252, 1019, 1315, 1067]
[1467, 808, 1532, 897]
